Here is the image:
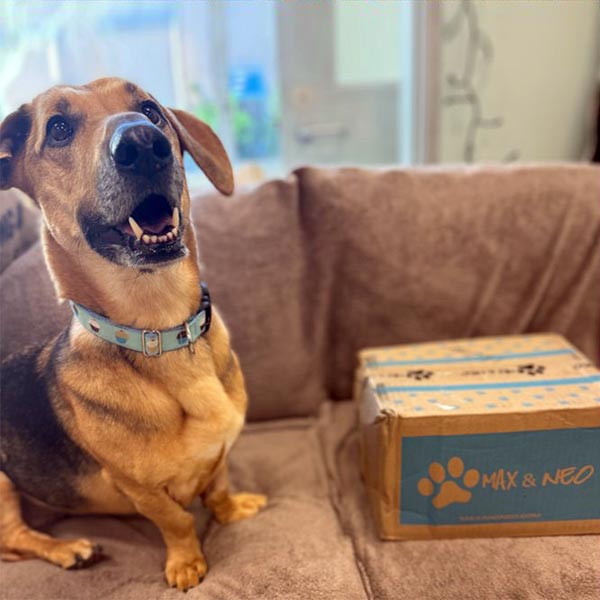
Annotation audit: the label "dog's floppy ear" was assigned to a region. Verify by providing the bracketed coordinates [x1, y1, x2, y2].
[0, 106, 31, 191]
[165, 108, 234, 196]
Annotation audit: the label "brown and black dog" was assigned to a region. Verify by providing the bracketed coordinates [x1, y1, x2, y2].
[0, 78, 266, 591]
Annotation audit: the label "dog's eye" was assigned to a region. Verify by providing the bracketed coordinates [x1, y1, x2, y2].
[141, 102, 162, 125]
[46, 116, 73, 145]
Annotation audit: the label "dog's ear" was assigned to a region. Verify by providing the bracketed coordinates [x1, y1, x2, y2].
[165, 108, 234, 196]
[0, 106, 31, 191]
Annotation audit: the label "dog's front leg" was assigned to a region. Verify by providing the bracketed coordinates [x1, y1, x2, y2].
[202, 462, 267, 525]
[112, 476, 206, 591]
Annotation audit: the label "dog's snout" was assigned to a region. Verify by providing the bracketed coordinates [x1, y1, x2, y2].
[110, 120, 172, 176]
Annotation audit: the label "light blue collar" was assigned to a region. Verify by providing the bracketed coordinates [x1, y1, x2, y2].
[69, 282, 212, 357]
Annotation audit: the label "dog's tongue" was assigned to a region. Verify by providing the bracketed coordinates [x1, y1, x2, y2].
[136, 212, 172, 235]
[121, 194, 176, 237]
[119, 213, 172, 236]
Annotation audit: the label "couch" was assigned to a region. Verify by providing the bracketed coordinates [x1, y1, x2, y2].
[0, 189, 40, 274]
[1, 164, 599, 599]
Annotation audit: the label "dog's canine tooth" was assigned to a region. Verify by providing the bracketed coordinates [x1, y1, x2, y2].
[151, 235, 158, 244]
[166, 231, 174, 241]
[142, 234, 151, 244]
[172, 226, 178, 237]
[128, 217, 144, 240]
[173, 207, 179, 230]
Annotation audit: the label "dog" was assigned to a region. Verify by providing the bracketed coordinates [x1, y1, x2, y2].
[0, 77, 266, 591]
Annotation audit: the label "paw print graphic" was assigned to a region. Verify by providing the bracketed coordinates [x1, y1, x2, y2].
[417, 457, 480, 509]
[518, 364, 545, 376]
[407, 369, 433, 381]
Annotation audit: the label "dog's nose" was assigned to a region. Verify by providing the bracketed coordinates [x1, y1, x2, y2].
[110, 120, 172, 176]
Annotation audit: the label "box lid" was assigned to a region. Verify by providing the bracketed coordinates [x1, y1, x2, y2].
[358, 334, 600, 419]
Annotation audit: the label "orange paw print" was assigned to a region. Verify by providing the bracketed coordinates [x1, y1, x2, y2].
[418, 457, 480, 509]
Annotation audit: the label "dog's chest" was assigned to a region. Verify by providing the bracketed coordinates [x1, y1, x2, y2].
[165, 398, 244, 506]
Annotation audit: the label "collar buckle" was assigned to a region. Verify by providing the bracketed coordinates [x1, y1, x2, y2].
[142, 330, 163, 357]
[184, 321, 196, 354]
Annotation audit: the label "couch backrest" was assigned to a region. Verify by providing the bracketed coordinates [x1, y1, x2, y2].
[0, 189, 40, 273]
[2, 165, 599, 420]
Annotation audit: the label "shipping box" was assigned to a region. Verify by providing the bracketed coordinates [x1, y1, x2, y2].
[355, 334, 600, 539]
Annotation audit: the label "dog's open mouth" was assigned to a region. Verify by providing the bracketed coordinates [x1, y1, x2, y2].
[117, 194, 180, 246]
[81, 191, 187, 268]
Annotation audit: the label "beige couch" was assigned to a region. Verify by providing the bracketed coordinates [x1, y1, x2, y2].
[1, 164, 599, 599]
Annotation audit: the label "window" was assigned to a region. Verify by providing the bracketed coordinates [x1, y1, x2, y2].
[0, 1, 418, 188]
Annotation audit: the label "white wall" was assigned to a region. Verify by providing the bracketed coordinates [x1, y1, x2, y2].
[440, 0, 600, 162]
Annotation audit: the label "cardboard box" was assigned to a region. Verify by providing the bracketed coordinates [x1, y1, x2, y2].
[355, 334, 600, 540]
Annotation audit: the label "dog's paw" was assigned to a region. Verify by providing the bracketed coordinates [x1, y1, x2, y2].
[213, 492, 267, 525]
[165, 553, 207, 591]
[52, 539, 103, 570]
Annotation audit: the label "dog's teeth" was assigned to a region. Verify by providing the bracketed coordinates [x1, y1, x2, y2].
[172, 226, 178, 237]
[158, 235, 167, 243]
[172, 208, 179, 230]
[142, 234, 151, 244]
[128, 217, 143, 240]
[166, 231, 174, 241]
[151, 235, 158, 243]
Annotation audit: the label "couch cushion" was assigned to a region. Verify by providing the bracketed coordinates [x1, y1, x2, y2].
[295, 164, 600, 400]
[3, 402, 597, 600]
[0, 242, 70, 360]
[318, 401, 600, 600]
[0, 189, 40, 273]
[0, 416, 367, 600]
[192, 178, 328, 420]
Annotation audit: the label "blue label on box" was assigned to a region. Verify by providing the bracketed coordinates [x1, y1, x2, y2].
[400, 428, 600, 525]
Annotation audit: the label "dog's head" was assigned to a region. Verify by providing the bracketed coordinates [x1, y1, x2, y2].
[0, 77, 233, 268]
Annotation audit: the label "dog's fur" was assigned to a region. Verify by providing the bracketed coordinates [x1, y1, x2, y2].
[0, 78, 266, 591]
